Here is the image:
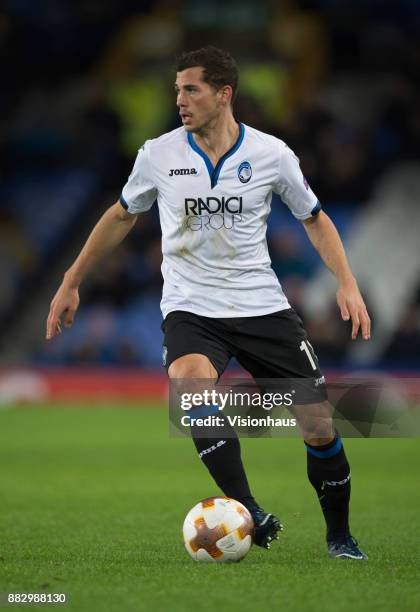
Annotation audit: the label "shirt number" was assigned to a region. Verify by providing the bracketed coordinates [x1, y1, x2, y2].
[300, 340, 317, 371]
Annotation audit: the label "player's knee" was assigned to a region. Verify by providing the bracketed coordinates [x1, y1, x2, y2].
[301, 417, 334, 445]
[168, 353, 217, 380]
[294, 401, 334, 444]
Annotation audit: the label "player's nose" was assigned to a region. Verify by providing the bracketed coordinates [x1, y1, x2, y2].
[176, 91, 187, 107]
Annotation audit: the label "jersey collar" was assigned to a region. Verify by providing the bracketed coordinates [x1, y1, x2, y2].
[187, 122, 245, 189]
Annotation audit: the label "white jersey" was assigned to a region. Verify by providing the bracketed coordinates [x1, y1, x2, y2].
[121, 123, 320, 318]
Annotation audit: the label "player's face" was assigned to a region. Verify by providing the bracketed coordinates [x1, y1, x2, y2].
[175, 67, 225, 132]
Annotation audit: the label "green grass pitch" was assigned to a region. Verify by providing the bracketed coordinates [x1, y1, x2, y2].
[1, 405, 419, 612]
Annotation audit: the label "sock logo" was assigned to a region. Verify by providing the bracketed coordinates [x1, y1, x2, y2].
[198, 439, 227, 458]
[323, 472, 351, 487]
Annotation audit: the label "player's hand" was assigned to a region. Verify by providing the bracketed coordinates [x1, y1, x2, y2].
[46, 282, 80, 340]
[336, 279, 371, 341]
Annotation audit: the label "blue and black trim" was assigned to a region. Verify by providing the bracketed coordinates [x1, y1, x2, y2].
[187, 122, 245, 189]
[187, 404, 220, 423]
[120, 194, 129, 210]
[311, 200, 322, 216]
[305, 436, 342, 458]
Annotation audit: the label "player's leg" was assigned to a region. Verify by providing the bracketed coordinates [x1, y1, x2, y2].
[168, 352, 258, 512]
[293, 400, 367, 558]
[163, 312, 258, 510]
[163, 311, 282, 549]
[288, 398, 348, 542]
[234, 308, 367, 558]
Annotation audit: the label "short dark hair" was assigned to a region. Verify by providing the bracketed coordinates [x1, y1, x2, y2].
[175, 46, 239, 103]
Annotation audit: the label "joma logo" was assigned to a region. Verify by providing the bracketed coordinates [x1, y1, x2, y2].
[169, 168, 197, 176]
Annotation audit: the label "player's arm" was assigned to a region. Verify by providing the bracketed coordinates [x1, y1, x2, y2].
[46, 201, 137, 340]
[302, 210, 371, 340]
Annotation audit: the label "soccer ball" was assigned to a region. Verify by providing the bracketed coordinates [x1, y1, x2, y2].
[182, 496, 254, 562]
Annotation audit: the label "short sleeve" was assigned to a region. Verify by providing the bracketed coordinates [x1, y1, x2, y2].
[120, 141, 158, 214]
[273, 144, 321, 220]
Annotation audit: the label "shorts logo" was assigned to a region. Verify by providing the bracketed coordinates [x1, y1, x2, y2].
[162, 345, 168, 366]
[238, 161, 252, 183]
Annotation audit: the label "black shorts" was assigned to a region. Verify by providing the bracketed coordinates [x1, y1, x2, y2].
[161, 309, 327, 403]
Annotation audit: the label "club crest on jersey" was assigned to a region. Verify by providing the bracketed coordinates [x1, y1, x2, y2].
[238, 161, 252, 183]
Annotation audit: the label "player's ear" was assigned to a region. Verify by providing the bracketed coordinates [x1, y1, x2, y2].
[219, 85, 233, 106]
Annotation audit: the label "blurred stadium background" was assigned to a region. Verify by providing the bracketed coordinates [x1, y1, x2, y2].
[1, 0, 420, 402]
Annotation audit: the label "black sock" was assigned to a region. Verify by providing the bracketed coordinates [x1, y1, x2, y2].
[305, 436, 351, 541]
[189, 405, 258, 512]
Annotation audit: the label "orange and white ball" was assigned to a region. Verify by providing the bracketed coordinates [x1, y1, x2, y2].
[182, 497, 254, 562]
